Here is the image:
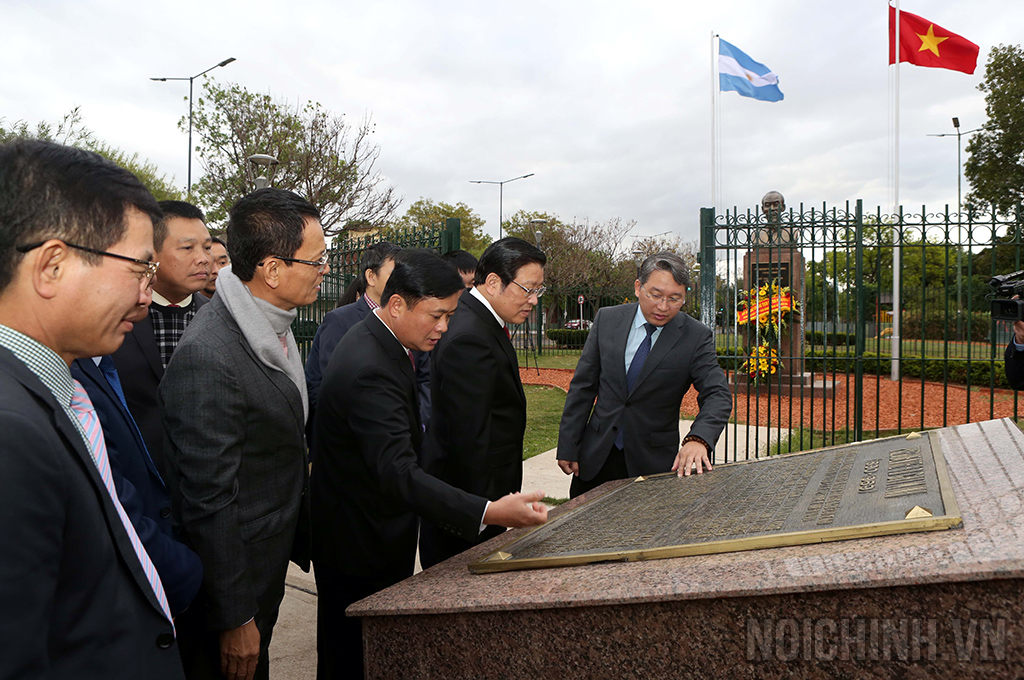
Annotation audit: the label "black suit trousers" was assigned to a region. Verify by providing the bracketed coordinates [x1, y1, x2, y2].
[569, 444, 629, 498]
[174, 580, 285, 680]
[314, 563, 402, 680]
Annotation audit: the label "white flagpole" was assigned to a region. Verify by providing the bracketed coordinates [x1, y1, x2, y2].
[711, 31, 718, 214]
[891, 0, 901, 381]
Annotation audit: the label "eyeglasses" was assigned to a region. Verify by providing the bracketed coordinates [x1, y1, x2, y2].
[640, 284, 684, 308]
[509, 279, 546, 299]
[259, 253, 330, 272]
[16, 240, 160, 282]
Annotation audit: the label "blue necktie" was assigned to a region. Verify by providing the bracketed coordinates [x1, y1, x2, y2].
[97, 355, 163, 484]
[616, 323, 656, 449]
[98, 355, 129, 410]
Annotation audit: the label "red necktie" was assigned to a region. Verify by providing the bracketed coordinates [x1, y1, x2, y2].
[504, 326, 511, 340]
[408, 350, 416, 372]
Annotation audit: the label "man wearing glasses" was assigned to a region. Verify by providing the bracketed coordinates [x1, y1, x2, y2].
[160, 188, 323, 680]
[0, 140, 184, 678]
[419, 237, 548, 568]
[557, 251, 732, 498]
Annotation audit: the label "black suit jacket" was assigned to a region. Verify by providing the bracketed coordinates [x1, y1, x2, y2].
[557, 303, 732, 480]
[1006, 340, 1024, 390]
[305, 296, 431, 433]
[0, 347, 183, 680]
[310, 312, 486, 582]
[112, 294, 208, 476]
[160, 295, 310, 634]
[71, 357, 203, 616]
[419, 292, 526, 565]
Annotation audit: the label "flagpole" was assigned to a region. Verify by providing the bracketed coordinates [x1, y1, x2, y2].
[891, 0, 901, 381]
[710, 30, 718, 214]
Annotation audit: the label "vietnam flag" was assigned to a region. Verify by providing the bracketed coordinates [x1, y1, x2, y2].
[889, 6, 979, 74]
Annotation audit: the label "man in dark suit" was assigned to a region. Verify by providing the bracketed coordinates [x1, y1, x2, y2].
[160, 188, 321, 680]
[71, 347, 203, 615]
[311, 249, 549, 679]
[0, 139, 184, 678]
[419, 237, 548, 568]
[557, 251, 732, 497]
[304, 242, 429, 440]
[1005, 308, 1024, 389]
[113, 199, 211, 475]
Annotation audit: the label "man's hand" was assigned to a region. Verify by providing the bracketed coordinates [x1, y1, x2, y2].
[1012, 296, 1024, 345]
[671, 440, 713, 477]
[557, 459, 579, 476]
[484, 490, 549, 527]
[220, 619, 260, 680]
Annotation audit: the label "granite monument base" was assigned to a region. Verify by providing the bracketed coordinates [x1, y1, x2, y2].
[351, 419, 1024, 679]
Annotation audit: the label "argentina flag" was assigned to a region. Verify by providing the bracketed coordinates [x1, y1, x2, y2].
[719, 39, 784, 102]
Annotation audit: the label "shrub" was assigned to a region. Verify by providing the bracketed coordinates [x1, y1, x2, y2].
[546, 329, 589, 348]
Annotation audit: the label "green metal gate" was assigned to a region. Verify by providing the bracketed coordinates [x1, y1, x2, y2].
[699, 201, 1023, 461]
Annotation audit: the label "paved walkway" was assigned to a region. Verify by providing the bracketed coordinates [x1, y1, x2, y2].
[269, 419, 789, 678]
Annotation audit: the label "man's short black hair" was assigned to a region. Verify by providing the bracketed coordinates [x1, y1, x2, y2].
[211, 235, 227, 248]
[154, 200, 206, 251]
[442, 249, 478, 275]
[381, 248, 463, 309]
[226, 188, 320, 282]
[474, 237, 546, 287]
[338, 241, 402, 306]
[0, 139, 161, 293]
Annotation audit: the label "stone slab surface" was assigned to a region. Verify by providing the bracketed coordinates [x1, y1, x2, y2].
[351, 418, 1024, 618]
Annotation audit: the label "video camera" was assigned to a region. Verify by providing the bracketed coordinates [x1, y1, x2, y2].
[989, 270, 1024, 321]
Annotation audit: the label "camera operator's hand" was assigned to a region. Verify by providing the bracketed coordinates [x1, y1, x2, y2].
[1014, 296, 1024, 345]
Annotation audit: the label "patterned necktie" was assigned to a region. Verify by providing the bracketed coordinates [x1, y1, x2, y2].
[615, 323, 656, 450]
[70, 380, 174, 625]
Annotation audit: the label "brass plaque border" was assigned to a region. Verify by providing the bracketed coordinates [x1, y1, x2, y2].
[470, 431, 962, 574]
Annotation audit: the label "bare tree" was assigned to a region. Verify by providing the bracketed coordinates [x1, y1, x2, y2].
[188, 80, 401, 233]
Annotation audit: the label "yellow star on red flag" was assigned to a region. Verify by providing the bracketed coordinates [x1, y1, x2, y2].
[916, 24, 949, 56]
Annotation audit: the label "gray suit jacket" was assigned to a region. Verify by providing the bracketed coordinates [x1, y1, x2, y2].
[159, 295, 310, 632]
[557, 303, 732, 480]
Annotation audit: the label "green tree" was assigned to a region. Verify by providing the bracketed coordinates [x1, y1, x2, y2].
[0, 107, 182, 202]
[187, 80, 399, 235]
[393, 198, 491, 256]
[965, 44, 1024, 215]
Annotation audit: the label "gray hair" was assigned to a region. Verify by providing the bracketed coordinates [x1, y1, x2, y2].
[638, 251, 689, 288]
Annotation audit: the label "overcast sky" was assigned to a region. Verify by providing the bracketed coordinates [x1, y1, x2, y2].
[3, 0, 1019, 244]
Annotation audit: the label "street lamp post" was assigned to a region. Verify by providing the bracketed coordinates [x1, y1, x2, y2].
[151, 57, 237, 197]
[247, 154, 281, 190]
[928, 117, 982, 341]
[470, 173, 534, 239]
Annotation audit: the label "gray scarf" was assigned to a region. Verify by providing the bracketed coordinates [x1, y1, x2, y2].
[215, 265, 308, 423]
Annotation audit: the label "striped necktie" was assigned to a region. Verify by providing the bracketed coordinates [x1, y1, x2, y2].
[70, 380, 174, 625]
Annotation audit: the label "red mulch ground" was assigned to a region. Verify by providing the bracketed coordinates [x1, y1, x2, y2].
[520, 368, 1023, 431]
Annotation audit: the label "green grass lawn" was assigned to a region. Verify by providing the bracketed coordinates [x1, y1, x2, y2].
[768, 427, 924, 456]
[516, 351, 581, 370]
[523, 384, 566, 460]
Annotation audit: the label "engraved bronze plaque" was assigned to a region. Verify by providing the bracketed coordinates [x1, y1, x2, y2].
[471, 432, 962, 574]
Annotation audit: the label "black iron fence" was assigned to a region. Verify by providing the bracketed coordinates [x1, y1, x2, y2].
[699, 201, 1024, 461]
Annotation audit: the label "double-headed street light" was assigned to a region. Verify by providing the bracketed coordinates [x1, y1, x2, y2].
[927, 117, 982, 341]
[151, 57, 237, 197]
[470, 173, 534, 239]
